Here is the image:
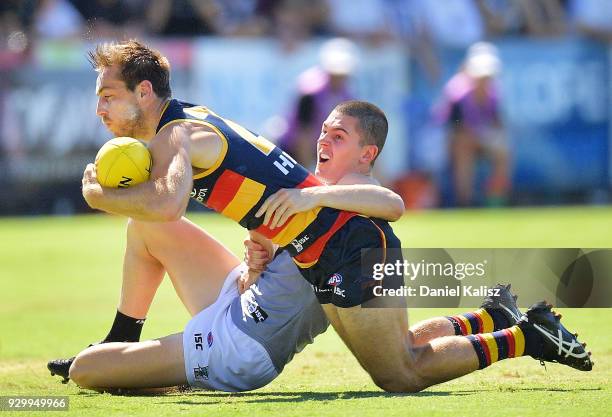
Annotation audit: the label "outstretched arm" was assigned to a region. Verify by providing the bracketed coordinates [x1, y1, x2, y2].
[82, 124, 194, 222]
[255, 174, 405, 229]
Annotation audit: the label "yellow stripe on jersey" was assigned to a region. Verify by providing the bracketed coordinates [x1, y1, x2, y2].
[221, 177, 266, 222]
[292, 258, 319, 269]
[184, 106, 214, 119]
[271, 207, 323, 248]
[225, 119, 275, 156]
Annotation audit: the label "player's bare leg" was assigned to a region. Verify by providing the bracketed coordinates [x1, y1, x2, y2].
[69, 333, 186, 390]
[323, 299, 592, 393]
[322, 305, 479, 392]
[409, 317, 456, 345]
[49, 216, 240, 382]
[120, 217, 240, 318]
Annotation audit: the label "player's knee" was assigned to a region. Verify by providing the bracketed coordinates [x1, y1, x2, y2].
[369, 360, 427, 393]
[370, 350, 429, 393]
[69, 352, 99, 389]
[371, 372, 426, 393]
[126, 218, 152, 249]
[400, 345, 438, 392]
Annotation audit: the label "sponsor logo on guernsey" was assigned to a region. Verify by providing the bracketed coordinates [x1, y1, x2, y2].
[311, 283, 346, 298]
[245, 299, 269, 323]
[190, 188, 208, 202]
[311, 285, 331, 294]
[250, 305, 269, 323]
[207, 332, 214, 348]
[327, 273, 343, 287]
[290, 235, 310, 253]
[273, 152, 296, 175]
[193, 364, 209, 381]
[194, 333, 204, 350]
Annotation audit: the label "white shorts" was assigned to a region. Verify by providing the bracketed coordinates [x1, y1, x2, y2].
[183, 263, 278, 391]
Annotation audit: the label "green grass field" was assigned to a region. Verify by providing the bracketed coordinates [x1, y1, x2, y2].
[1, 207, 611, 417]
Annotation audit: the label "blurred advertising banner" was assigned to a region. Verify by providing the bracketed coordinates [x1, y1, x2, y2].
[409, 39, 610, 202]
[500, 40, 609, 194]
[361, 248, 612, 308]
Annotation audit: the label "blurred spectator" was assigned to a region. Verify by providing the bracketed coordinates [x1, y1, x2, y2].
[278, 38, 357, 169]
[474, 0, 567, 39]
[399, 0, 485, 84]
[1, 1, 26, 43]
[33, 0, 83, 39]
[69, 0, 145, 39]
[436, 43, 510, 207]
[326, 0, 394, 44]
[215, 0, 266, 37]
[146, 0, 220, 36]
[476, 0, 529, 37]
[518, 0, 567, 37]
[1, 1, 35, 60]
[410, 0, 485, 48]
[569, 0, 612, 43]
[269, 0, 329, 51]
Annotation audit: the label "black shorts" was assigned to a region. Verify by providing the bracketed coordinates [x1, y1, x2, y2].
[297, 216, 404, 308]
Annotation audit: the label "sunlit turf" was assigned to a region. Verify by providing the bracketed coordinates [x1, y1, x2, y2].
[0, 206, 610, 416]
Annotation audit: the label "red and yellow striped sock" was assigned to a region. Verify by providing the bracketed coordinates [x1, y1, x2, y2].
[446, 308, 497, 335]
[466, 325, 526, 369]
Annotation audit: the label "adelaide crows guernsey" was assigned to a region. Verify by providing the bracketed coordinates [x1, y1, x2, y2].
[156, 99, 356, 267]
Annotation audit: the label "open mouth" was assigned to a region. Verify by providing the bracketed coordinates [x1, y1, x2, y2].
[318, 152, 330, 164]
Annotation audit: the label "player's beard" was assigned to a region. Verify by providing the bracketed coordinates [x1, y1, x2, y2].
[124, 103, 146, 138]
[111, 103, 146, 138]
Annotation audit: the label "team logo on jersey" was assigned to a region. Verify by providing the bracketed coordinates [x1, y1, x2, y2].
[207, 332, 214, 348]
[242, 287, 269, 323]
[193, 364, 209, 381]
[327, 273, 343, 287]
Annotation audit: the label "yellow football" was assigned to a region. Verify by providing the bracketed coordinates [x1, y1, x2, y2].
[95, 137, 152, 188]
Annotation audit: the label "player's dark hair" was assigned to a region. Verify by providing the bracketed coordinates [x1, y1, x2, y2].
[334, 100, 388, 165]
[88, 40, 171, 99]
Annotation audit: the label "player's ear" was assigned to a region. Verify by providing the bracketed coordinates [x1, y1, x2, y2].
[137, 80, 154, 99]
[360, 144, 379, 165]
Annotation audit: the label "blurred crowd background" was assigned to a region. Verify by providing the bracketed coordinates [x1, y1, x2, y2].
[1, 0, 611, 214]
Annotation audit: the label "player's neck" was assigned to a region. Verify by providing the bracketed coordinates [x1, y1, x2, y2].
[139, 98, 170, 140]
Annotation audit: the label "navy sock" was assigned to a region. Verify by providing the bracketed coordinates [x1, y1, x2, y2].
[486, 308, 512, 331]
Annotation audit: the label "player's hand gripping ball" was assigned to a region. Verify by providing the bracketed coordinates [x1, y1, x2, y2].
[95, 137, 152, 188]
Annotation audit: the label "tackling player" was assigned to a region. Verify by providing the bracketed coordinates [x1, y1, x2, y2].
[52, 40, 592, 393]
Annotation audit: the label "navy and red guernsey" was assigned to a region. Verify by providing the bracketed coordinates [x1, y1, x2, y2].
[156, 99, 356, 267]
